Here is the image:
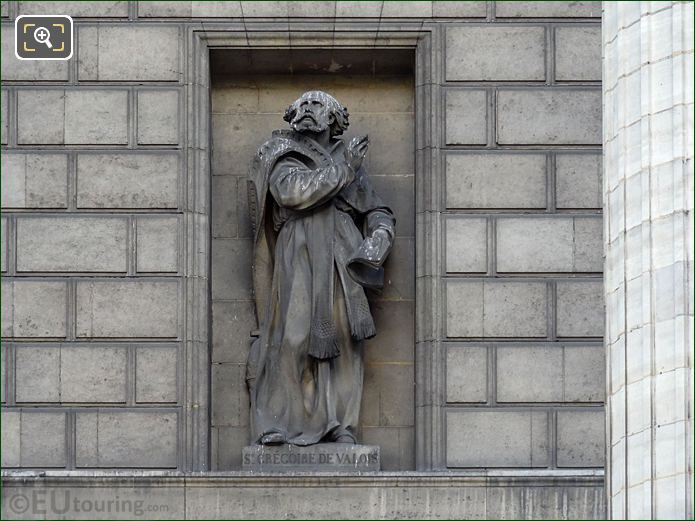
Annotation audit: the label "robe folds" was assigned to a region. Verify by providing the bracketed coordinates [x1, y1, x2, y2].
[246, 129, 395, 445]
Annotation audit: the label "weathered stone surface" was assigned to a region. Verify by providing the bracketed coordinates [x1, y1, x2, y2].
[447, 410, 549, 467]
[0, 217, 6, 273]
[556, 153, 602, 209]
[446, 345, 487, 403]
[211, 301, 255, 364]
[16, 217, 127, 272]
[445, 89, 487, 145]
[15, 346, 60, 402]
[77, 153, 179, 209]
[136, 346, 178, 403]
[19, 90, 128, 145]
[445, 153, 546, 208]
[136, 216, 180, 273]
[20, 412, 67, 467]
[360, 426, 414, 471]
[446, 281, 548, 338]
[361, 363, 414, 427]
[364, 300, 414, 364]
[138, 90, 180, 144]
[1, 153, 68, 209]
[555, 26, 602, 81]
[445, 217, 487, 273]
[433, 1, 486, 17]
[556, 280, 604, 337]
[0, 89, 6, 144]
[211, 239, 253, 300]
[1, 280, 67, 338]
[564, 345, 605, 402]
[446, 26, 546, 81]
[497, 346, 564, 403]
[242, 444, 380, 472]
[368, 175, 414, 237]
[1, 26, 69, 81]
[75, 280, 179, 338]
[75, 411, 178, 467]
[79, 26, 180, 81]
[496, 217, 603, 273]
[497, 89, 602, 145]
[495, 1, 601, 18]
[0, 411, 20, 466]
[61, 346, 127, 403]
[211, 363, 248, 427]
[557, 409, 605, 467]
[19, 1, 128, 17]
[65, 90, 128, 144]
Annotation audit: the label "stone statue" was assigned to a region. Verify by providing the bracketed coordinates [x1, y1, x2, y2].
[246, 91, 395, 446]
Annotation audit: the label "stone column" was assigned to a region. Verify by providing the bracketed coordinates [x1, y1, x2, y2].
[603, 1, 694, 519]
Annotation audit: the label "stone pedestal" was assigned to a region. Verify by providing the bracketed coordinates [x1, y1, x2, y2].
[242, 444, 380, 472]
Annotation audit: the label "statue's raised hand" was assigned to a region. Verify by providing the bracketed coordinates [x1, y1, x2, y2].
[345, 135, 369, 173]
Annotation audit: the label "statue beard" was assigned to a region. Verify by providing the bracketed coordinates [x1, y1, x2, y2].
[290, 111, 330, 134]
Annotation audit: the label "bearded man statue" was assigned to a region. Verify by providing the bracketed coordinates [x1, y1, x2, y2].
[246, 91, 396, 446]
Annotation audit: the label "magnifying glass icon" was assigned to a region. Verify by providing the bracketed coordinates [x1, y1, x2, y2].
[33, 26, 53, 49]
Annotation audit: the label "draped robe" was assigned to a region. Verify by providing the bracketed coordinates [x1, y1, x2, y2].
[247, 129, 395, 445]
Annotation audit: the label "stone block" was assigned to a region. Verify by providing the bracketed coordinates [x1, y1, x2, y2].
[496, 216, 602, 273]
[75, 411, 178, 467]
[556, 409, 605, 467]
[0, 217, 6, 273]
[1, 411, 20, 467]
[446, 26, 546, 81]
[368, 175, 414, 237]
[497, 345, 563, 402]
[564, 345, 605, 402]
[76, 152, 179, 209]
[17, 90, 65, 144]
[348, 113, 414, 175]
[215, 425, 249, 470]
[136, 216, 179, 272]
[211, 239, 253, 300]
[239, 1, 288, 17]
[381, 1, 431, 17]
[557, 280, 604, 337]
[61, 346, 127, 403]
[364, 300, 414, 364]
[16, 217, 127, 272]
[20, 412, 66, 467]
[138, 90, 180, 144]
[212, 113, 280, 176]
[495, 1, 601, 18]
[212, 301, 255, 364]
[556, 153, 602, 209]
[288, 1, 337, 17]
[1, 153, 68, 209]
[433, 1, 486, 17]
[78, 26, 180, 81]
[446, 410, 549, 467]
[445, 217, 488, 273]
[497, 89, 602, 145]
[446, 281, 484, 337]
[1, 26, 69, 81]
[19, 1, 129, 17]
[484, 282, 548, 337]
[65, 90, 128, 144]
[360, 426, 414, 471]
[380, 237, 415, 300]
[212, 175, 239, 238]
[555, 26, 602, 81]
[136, 346, 178, 403]
[446, 346, 487, 403]
[0, 1, 7, 16]
[242, 443, 380, 472]
[445, 89, 487, 145]
[362, 363, 414, 427]
[15, 346, 60, 402]
[0, 344, 5, 402]
[138, 1, 192, 17]
[1, 280, 67, 338]
[445, 153, 546, 209]
[211, 363, 248, 427]
[75, 280, 179, 338]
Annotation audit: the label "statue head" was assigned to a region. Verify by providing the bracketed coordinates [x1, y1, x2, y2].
[283, 90, 349, 136]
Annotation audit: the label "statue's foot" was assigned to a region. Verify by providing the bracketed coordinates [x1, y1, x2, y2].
[260, 432, 285, 445]
[333, 434, 356, 444]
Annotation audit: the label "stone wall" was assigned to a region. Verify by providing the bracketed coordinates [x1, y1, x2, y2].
[1, 0, 604, 479]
